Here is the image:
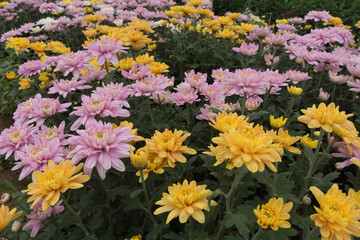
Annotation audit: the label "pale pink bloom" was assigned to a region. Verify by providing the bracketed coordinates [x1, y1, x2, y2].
[264, 53, 280, 66]
[288, 17, 305, 24]
[211, 68, 230, 82]
[333, 142, 360, 169]
[43, 56, 60, 68]
[208, 96, 239, 112]
[290, 35, 323, 49]
[23, 199, 64, 238]
[318, 88, 330, 101]
[184, 70, 207, 89]
[13, 97, 37, 125]
[304, 10, 332, 22]
[1, 29, 21, 41]
[70, 94, 130, 131]
[80, 66, 106, 82]
[48, 78, 92, 98]
[252, 25, 271, 38]
[301, 49, 321, 65]
[170, 82, 200, 106]
[199, 82, 225, 101]
[263, 70, 288, 94]
[85, 37, 128, 66]
[13, 138, 65, 180]
[130, 75, 173, 96]
[284, 43, 308, 60]
[93, 82, 131, 107]
[267, 33, 289, 46]
[329, 71, 353, 84]
[245, 95, 262, 111]
[277, 23, 297, 32]
[18, 60, 45, 77]
[121, 63, 151, 80]
[330, 26, 355, 46]
[27, 94, 71, 126]
[150, 91, 172, 104]
[0, 125, 36, 160]
[34, 121, 68, 146]
[348, 80, 360, 93]
[67, 120, 135, 179]
[196, 105, 217, 121]
[286, 70, 311, 84]
[308, 28, 340, 46]
[233, 42, 259, 56]
[54, 51, 91, 79]
[347, 64, 360, 78]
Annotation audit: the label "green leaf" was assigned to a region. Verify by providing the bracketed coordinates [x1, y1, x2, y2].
[130, 189, 143, 198]
[146, 223, 169, 240]
[225, 207, 255, 240]
[0, 180, 18, 194]
[303, 146, 313, 161]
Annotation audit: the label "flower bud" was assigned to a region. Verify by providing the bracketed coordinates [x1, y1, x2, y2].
[130, 147, 149, 169]
[302, 195, 311, 205]
[11, 221, 21, 232]
[0, 193, 11, 204]
[245, 99, 261, 111]
[295, 57, 304, 65]
[318, 88, 330, 101]
[270, 115, 287, 129]
[287, 86, 303, 96]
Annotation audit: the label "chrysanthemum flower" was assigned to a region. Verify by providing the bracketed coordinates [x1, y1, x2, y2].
[209, 111, 251, 133]
[310, 184, 360, 239]
[145, 129, 197, 168]
[18, 60, 45, 77]
[112, 121, 144, 144]
[270, 115, 287, 129]
[254, 197, 293, 231]
[67, 120, 134, 179]
[135, 150, 169, 182]
[48, 78, 92, 98]
[298, 103, 354, 133]
[154, 179, 215, 224]
[300, 134, 318, 149]
[287, 85, 302, 96]
[0, 204, 22, 232]
[54, 51, 91, 79]
[22, 160, 90, 211]
[273, 128, 301, 154]
[204, 125, 282, 172]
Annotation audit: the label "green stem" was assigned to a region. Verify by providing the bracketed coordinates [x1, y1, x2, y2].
[186, 103, 191, 131]
[61, 194, 89, 236]
[240, 92, 247, 115]
[188, 218, 194, 240]
[146, 97, 156, 129]
[272, 162, 279, 196]
[252, 226, 262, 240]
[305, 227, 318, 240]
[285, 96, 295, 119]
[104, 60, 111, 76]
[50, 215, 65, 240]
[140, 170, 158, 226]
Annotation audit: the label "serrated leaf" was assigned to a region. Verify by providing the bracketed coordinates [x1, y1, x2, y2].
[130, 189, 143, 198]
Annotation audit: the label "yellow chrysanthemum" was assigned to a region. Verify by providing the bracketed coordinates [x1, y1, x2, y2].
[135, 53, 155, 66]
[145, 129, 197, 168]
[112, 121, 144, 144]
[310, 184, 360, 239]
[124, 234, 142, 240]
[154, 179, 216, 224]
[348, 189, 360, 209]
[130, 147, 148, 169]
[298, 103, 354, 133]
[30, 41, 47, 56]
[0, 205, 22, 232]
[136, 150, 169, 182]
[204, 125, 283, 172]
[82, 14, 105, 24]
[273, 128, 301, 154]
[254, 197, 293, 231]
[149, 62, 169, 75]
[209, 111, 251, 133]
[300, 134, 318, 149]
[22, 160, 90, 211]
[5, 37, 30, 55]
[18, 77, 32, 90]
[6, 72, 17, 80]
[115, 57, 136, 71]
[270, 115, 287, 129]
[287, 86, 303, 96]
[128, 19, 154, 33]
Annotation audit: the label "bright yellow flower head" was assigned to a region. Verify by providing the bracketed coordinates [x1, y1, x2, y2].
[185, 0, 204, 7]
[6, 72, 18, 80]
[310, 184, 360, 239]
[300, 134, 318, 149]
[0, 205, 22, 232]
[254, 197, 293, 231]
[136, 150, 168, 182]
[115, 57, 135, 71]
[22, 160, 90, 211]
[298, 103, 354, 133]
[135, 53, 155, 66]
[270, 115, 287, 129]
[18, 77, 32, 90]
[145, 129, 197, 168]
[149, 62, 169, 75]
[273, 128, 301, 154]
[205, 125, 283, 172]
[154, 179, 216, 224]
[83, 28, 98, 38]
[128, 19, 154, 33]
[82, 14, 105, 24]
[5, 37, 30, 55]
[209, 111, 251, 133]
[130, 147, 149, 169]
[348, 188, 360, 209]
[355, 21, 360, 28]
[215, 29, 238, 40]
[30, 41, 47, 57]
[287, 86, 302, 96]
[124, 234, 142, 240]
[0, 1, 9, 6]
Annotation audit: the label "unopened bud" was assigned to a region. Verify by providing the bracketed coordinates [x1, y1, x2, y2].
[11, 221, 21, 232]
[130, 147, 149, 169]
[245, 99, 261, 111]
[318, 88, 330, 101]
[0, 193, 11, 204]
[295, 57, 304, 65]
[302, 195, 311, 205]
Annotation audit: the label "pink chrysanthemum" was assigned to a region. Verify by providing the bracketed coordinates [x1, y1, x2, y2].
[233, 42, 259, 56]
[13, 97, 38, 125]
[211, 68, 230, 82]
[286, 70, 311, 84]
[23, 199, 64, 238]
[170, 82, 200, 106]
[80, 67, 106, 83]
[34, 121, 68, 146]
[348, 79, 360, 92]
[184, 70, 207, 89]
[263, 70, 288, 94]
[70, 93, 130, 131]
[252, 25, 271, 38]
[67, 119, 135, 179]
[130, 75, 173, 97]
[48, 78, 92, 98]
[121, 63, 151, 81]
[18, 60, 45, 77]
[304, 10, 332, 22]
[199, 82, 225, 101]
[13, 138, 65, 180]
[333, 142, 360, 169]
[0, 125, 36, 160]
[85, 37, 128, 66]
[54, 51, 91, 79]
[93, 82, 131, 108]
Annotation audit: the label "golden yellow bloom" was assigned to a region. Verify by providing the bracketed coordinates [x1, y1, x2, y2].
[6, 72, 17, 80]
[209, 111, 251, 133]
[348, 189, 360, 209]
[227, 12, 241, 20]
[136, 150, 168, 182]
[204, 125, 283, 172]
[115, 57, 135, 71]
[185, 0, 204, 7]
[254, 197, 293, 231]
[310, 184, 360, 239]
[83, 28, 98, 38]
[287, 86, 302, 96]
[270, 115, 287, 129]
[327, 16, 343, 26]
[154, 179, 215, 224]
[355, 21, 360, 28]
[238, 22, 254, 35]
[135, 53, 155, 66]
[82, 14, 105, 24]
[276, 19, 289, 24]
[169, 18, 180, 24]
[298, 103, 354, 133]
[83, 7, 93, 13]
[145, 129, 197, 168]
[22, 160, 90, 211]
[148, 43, 156, 51]
[0, 205, 22, 232]
[46, 41, 70, 54]
[130, 147, 148, 169]
[5, 37, 30, 55]
[273, 128, 301, 154]
[304, 25, 312, 30]
[300, 134, 318, 149]
[215, 29, 238, 40]
[128, 19, 154, 33]
[112, 121, 144, 143]
[124, 234, 142, 240]
[0, 1, 9, 7]
[29, 41, 47, 56]
[18, 77, 32, 90]
[197, 8, 214, 18]
[149, 62, 169, 75]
